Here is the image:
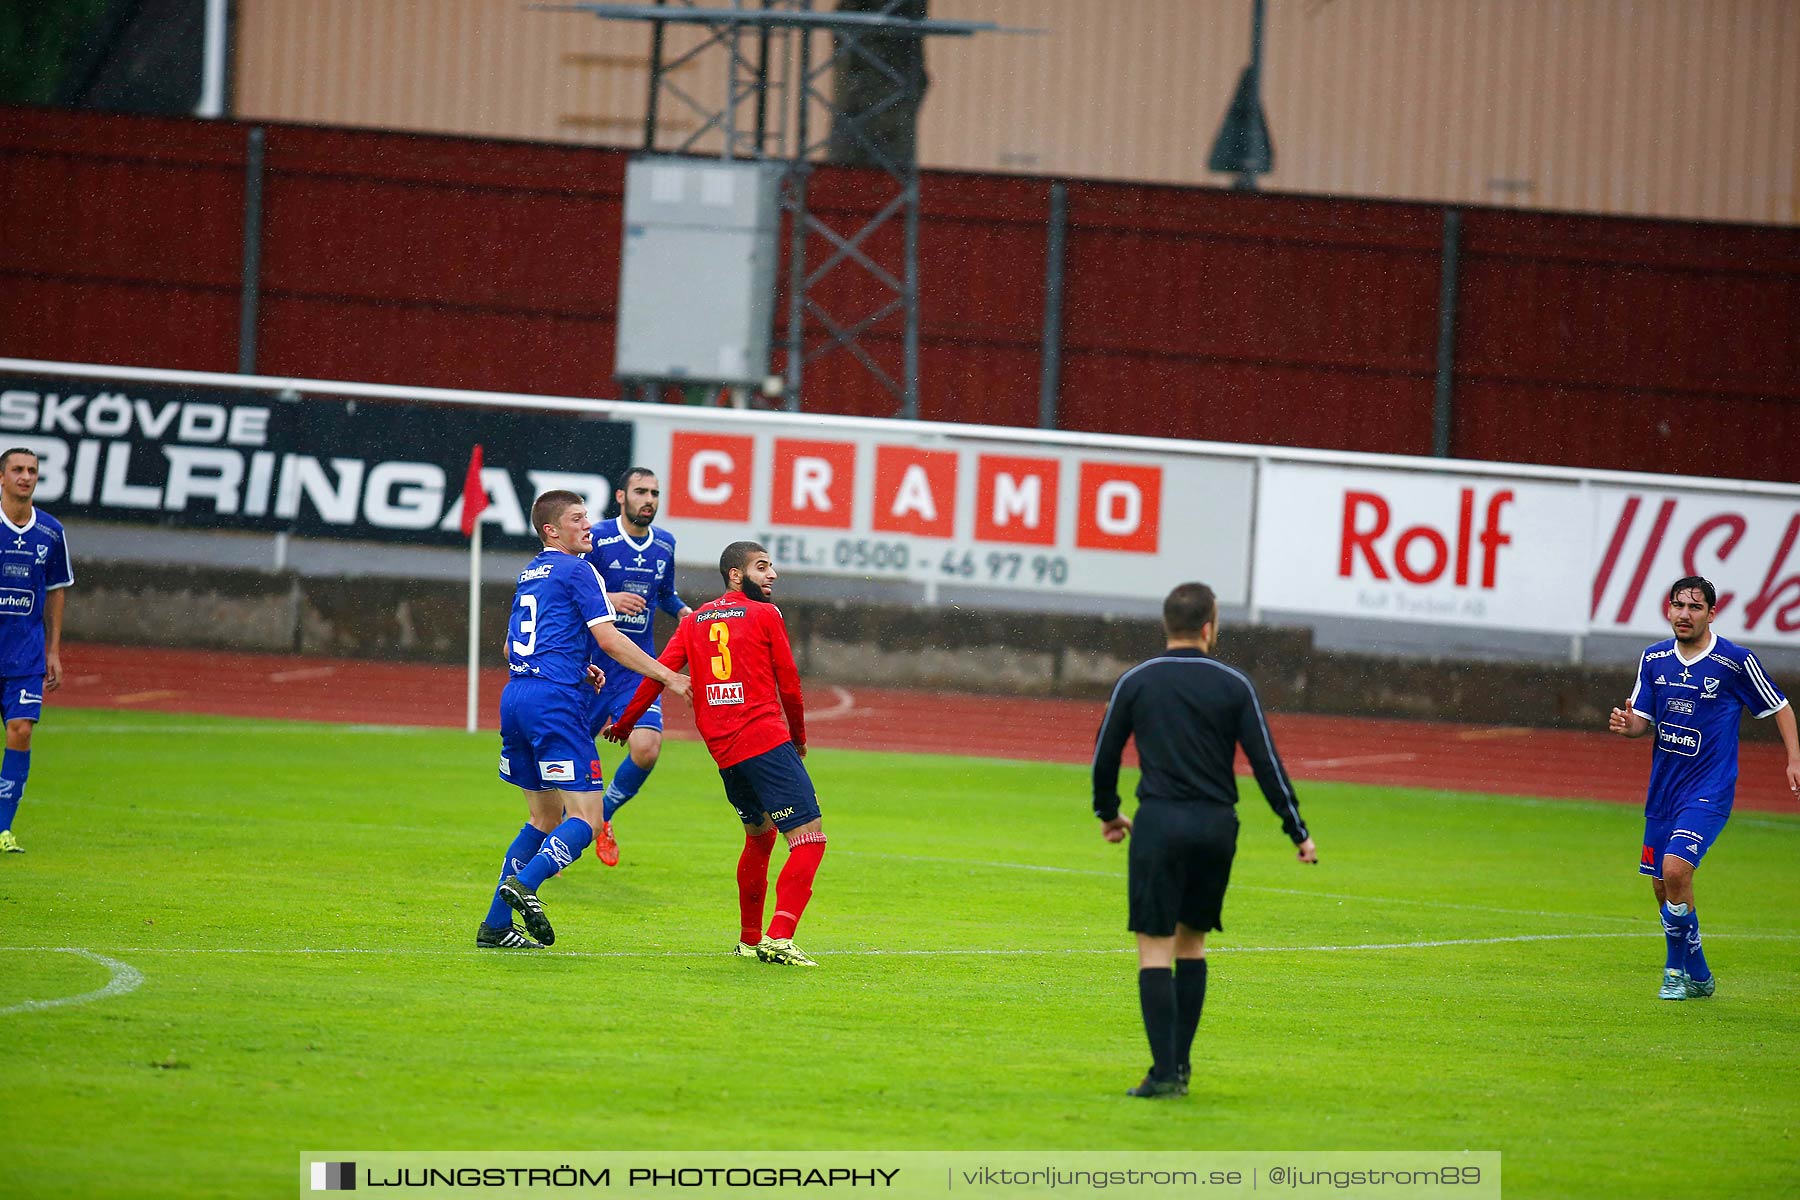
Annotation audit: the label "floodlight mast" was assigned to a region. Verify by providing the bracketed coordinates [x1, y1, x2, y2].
[541, 1, 1026, 418]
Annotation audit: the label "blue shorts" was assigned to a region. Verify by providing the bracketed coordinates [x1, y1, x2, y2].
[0, 676, 43, 724]
[586, 673, 663, 738]
[1639, 797, 1732, 878]
[499, 677, 605, 793]
[719, 743, 821, 833]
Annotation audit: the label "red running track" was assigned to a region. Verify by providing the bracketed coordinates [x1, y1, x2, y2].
[54, 642, 1799, 813]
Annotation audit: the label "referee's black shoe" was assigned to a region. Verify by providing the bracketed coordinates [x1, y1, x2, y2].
[497, 876, 556, 946]
[1126, 1069, 1187, 1099]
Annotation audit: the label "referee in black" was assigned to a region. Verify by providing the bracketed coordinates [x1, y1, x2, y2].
[1092, 582, 1317, 1098]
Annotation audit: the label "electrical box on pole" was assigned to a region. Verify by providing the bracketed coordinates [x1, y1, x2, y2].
[615, 155, 784, 386]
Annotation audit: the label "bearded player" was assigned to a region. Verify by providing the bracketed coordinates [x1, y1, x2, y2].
[605, 540, 825, 966]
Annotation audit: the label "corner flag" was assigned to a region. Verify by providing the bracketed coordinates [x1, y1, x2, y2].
[459, 445, 489, 536]
[462, 444, 487, 732]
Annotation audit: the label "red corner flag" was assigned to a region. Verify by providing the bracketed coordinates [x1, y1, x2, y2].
[459, 445, 488, 537]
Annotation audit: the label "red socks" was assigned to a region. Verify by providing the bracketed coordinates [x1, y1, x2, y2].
[737, 829, 778, 944]
[767, 831, 827, 941]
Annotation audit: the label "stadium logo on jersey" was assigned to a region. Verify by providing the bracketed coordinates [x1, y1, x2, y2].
[1655, 723, 1702, 756]
[539, 760, 576, 782]
[0, 588, 35, 614]
[706, 682, 746, 705]
[498, 755, 511, 776]
[1703, 677, 1720, 697]
[1666, 698, 1694, 715]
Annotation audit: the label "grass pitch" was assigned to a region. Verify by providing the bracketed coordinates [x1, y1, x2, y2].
[3, 708, 1798, 1199]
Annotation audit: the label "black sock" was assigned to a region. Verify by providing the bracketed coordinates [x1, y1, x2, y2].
[1174, 957, 1208, 1073]
[1138, 967, 1177, 1079]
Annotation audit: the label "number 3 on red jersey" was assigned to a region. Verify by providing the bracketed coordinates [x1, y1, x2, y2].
[709, 621, 732, 680]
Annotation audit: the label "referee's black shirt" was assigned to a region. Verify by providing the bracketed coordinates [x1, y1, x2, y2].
[1091, 647, 1308, 843]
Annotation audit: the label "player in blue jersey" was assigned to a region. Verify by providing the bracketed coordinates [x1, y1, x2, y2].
[1609, 576, 1800, 999]
[0, 449, 73, 855]
[580, 468, 691, 867]
[477, 489, 691, 948]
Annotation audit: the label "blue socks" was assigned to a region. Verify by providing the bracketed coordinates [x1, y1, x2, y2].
[602, 756, 654, 822]
[1661, 901, 1708, 979]
[0, 747, 28, 831]
[484, 824, 548, 930]
[515, 817, 593, 891]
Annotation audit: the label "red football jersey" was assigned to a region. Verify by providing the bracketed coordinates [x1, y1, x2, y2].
[614, 591, 806, 769]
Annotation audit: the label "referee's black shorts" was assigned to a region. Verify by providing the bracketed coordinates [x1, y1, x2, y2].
[1127, 799, 1239, 935]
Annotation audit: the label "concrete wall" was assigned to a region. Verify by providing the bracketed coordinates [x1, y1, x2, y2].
[67, 560, 1783, 742]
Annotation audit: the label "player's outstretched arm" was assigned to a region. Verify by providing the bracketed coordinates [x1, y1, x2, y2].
[1608, 706, 1651, 738]
[1774, 704, 1800, 797]
[592, 622, 691, 699]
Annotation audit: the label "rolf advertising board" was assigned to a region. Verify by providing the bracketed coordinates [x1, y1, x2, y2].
[1252, 460, 1800, 647]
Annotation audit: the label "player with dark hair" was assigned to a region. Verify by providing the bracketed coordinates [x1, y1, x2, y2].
[476, 489, 691, 949]
[1092, 581, 1317, 1097]
[0, 448, 73, 854]
[605, 540, 826, 966]
[581, 467, 691, 867]
[1608, 576, 1798, 999]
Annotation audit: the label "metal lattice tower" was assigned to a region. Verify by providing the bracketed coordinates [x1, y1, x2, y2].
[543, 1, 1020, 417]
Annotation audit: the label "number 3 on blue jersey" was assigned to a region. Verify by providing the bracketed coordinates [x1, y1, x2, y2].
[512, 594, 538, 657]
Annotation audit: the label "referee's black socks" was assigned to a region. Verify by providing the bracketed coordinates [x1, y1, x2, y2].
[1174, 958, 1208, 1074]
[1137, 967, 1178, 1081]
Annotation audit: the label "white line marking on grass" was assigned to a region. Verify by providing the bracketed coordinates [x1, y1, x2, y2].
[66, 723, 432, 735]
[844, 850, 1650, 926]
[0, 948, 144, 1015]
[4, 932, 1795, 962]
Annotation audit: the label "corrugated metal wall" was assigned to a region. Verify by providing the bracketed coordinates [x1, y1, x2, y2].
[5, 108, 1797, 479]
[232, 0, 1800, 226]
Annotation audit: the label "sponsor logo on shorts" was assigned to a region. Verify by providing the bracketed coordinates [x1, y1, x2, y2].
[1655, 722, 1702, 756]
[589, 759, 604, 782]
[16, 689, 41, 706]
[1640, 844, 1656, 866]
[1666, 698, 1694, 715]
[0, 588, 35, 614]
[770, 806, 797, 821]
[498, 755, 511, 776]
[540, 760, 575, 782]
[706, 682, 746, 705]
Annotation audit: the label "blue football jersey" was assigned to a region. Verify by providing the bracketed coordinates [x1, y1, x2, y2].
[1628, 633, 1789, 817]
[0, 508, 73, 677]
[583, 518, 687, 675]
[505, 549, 617, 686]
